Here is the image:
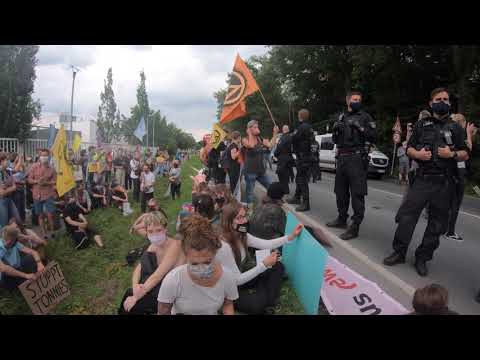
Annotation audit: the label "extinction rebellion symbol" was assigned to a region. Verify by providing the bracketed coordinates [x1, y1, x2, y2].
[224, 71, 246, 106]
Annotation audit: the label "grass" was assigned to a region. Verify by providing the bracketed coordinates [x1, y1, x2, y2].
[0, 156, 304, 315]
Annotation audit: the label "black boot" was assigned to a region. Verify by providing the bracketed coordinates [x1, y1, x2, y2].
[326, 217, 347, 229]
[475, 290, 480, 304]
[383, 252, 406, 266]
[295, 198, 310, 212]
[339, 223, 359, 240]
[414, 259, 428, 277]
[287, 194, 301, 205]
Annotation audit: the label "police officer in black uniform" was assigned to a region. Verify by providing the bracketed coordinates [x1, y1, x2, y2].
[287, 109, 315, 212]
[326, 90, 377, 240]
[383, 88, 469, 276]
[310, 134, 321, 183]
[274, 125, 294, 195]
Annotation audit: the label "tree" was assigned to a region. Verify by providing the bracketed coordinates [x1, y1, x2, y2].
[0, 45, 41, 140]
[122, 70, 150, 145]
[96, 68, 122, 143]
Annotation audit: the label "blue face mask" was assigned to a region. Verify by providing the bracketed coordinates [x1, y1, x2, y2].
[431, 101, 450, 116]
[188, 262, 215, 279]
[350, 101, 362, 112]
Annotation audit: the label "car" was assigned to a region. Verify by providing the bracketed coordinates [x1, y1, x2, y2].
[315, 133, 389, 179]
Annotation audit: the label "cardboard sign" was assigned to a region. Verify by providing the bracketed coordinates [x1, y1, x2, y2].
[19, 261, 71, 315]
[283, 212, 328, 315]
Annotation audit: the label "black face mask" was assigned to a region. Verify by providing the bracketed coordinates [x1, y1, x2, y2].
[350, 102, 362, 112]
[431, 101, 450, 116]
[215, 197, 225, 205]
[235, 222, 249, 234]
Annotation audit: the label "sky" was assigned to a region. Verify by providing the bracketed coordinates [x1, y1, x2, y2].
[33, 45, 269, 141]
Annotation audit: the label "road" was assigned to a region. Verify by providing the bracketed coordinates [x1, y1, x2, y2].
[264, 167, 480, 314]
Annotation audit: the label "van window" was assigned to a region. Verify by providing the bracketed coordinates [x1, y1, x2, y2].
[320, 136, 334, 151]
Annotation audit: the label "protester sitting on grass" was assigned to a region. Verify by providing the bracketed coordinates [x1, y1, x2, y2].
[129, 204, 169, 237]
[157, 214, 238, 315]
[62, 191, 104, 250]
[8, 218, 47, 249]
[110, 180, 129, 210]
[90, 180, 108, 209]
[121, 211, 184, 314]
[217, 201, 303, 314]
[410, 283, 458, 315]
[75, 180, 92, 215]
[0, 224, 44, 291]
[248, 182, 287, 240]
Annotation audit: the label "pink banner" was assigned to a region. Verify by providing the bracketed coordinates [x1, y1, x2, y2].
[320, 256, 410, 315]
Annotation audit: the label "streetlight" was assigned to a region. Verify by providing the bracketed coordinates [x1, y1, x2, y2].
[69, 65, 80, 147]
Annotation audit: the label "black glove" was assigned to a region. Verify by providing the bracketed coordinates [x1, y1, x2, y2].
[349, 118, 364, 132]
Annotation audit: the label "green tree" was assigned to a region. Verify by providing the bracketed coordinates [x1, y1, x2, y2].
[96, 68, 122, 143]
[0, 45, 41, 140]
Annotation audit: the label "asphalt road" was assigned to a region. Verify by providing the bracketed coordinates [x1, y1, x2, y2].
[266, 167, 480, 314]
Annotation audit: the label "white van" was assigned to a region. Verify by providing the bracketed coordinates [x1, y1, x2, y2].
[315, 133, 389, 179]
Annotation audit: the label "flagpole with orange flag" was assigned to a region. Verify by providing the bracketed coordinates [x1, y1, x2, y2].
[220, 54, 277, 128]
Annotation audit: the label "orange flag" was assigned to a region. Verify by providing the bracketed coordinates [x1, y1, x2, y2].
[220, 54, 260, 124]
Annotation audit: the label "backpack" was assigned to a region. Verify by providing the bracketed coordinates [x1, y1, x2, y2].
[126, 244, 149, 266]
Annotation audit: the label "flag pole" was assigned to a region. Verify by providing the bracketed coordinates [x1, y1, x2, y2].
[257, 87, 278, 128]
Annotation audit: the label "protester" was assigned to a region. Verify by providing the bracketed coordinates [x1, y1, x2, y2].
[62, 191, 104, 249]
[274, 125, 294, 194]
[80, 149, 89, 181]
[0, 224, 44, 290]
[9, 153, 27, 223]
[8, 218, 47, 249]
[168, 160, 182, 201]
[140, 164, 155, 213]
[157, 214, 238, 315]
[120, 211, 183, 315]
[74, 180, 92, 214]
[410, 284, 458, 315]
[218, 202, 303, 314]
[90, 180, 108, 209]
[105, 150, 113, 185]
[130, 152, 141, 202]
[87, 146, 96, 187]
[113, 149, 125, 186]
[242, 120, 279, 204]
[213, 183, 234, 214]
[110, 180, 129, 210]
[224, 131, 242, 195]
[248, 182, 287, 240]
[123, 151, 132, 190]
[27, 149, 57, 239]
[397, 141, 409, 185]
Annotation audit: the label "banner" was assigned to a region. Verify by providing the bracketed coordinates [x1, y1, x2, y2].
[134, 116, 147, 141]
[50, 125, 76, 197]
[19, 261, 71, 315]
[283, 212, 328, 315]
[211, 123, 227, 149]
[220, 54, 260, 124]
[320, 256, 409, 315]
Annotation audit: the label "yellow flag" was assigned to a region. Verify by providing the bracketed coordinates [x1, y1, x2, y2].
[211, 123, 227, 149]
[51, 125, 76, 197]
[72, 133, 82, 152]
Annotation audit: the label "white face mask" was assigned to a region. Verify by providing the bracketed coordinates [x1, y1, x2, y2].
[40, 156, 49, 164]
[148, 231, 167, 245]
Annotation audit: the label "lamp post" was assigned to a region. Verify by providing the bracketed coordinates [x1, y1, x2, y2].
[69, 65, 80, 147]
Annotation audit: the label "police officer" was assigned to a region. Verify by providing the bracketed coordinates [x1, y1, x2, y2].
[310, 134, 321, 183]
[287, 109, 315, 212]
[383, 88, 469, 277]
[274, 125, 294, 195]
[326, 90, 377, 240]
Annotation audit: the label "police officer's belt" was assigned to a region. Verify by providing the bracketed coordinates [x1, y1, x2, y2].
[337, 148, 365, 156]
[415, 169, 450, 184]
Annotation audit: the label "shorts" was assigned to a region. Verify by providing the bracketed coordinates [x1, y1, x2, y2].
[398, 161, 409, 174]
[33, 197, 56, 215]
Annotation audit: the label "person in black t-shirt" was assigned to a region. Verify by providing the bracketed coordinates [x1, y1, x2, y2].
[224, 131, 242, 194]
[110, 180, 129, 210]
[90, 181, 107, 209]
[63, 191, 104, 250]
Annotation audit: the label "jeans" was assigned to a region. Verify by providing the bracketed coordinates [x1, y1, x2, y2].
[244, 172, 272, 204]
[0, 197, 20, 229]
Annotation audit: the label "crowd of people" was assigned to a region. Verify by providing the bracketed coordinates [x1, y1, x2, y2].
[0, 144, 188, 291]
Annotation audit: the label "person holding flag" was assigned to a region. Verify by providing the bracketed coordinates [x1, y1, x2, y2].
[207, 123, 228, 185]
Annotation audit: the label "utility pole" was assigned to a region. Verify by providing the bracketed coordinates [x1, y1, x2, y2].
[69, 65, 80, 147]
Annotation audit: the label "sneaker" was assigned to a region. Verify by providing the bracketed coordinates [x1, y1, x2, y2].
[444, 232, 464, 242]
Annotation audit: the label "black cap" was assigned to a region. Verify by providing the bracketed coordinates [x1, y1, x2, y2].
[267, 182, 286, 200]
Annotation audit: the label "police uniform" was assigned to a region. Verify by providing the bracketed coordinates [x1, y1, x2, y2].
[328, 109, 377, 238]
[386, 115, 468, 274]
[274, 133, 294, 194]
[288, 121, 315, 211]
[310, 139, 321, 183]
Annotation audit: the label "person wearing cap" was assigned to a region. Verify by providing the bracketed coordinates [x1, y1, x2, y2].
[248, 182, 287, 241]
[242, 119, 279, 204]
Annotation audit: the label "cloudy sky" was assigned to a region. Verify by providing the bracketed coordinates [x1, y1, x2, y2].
[33, 45, 269, 141]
